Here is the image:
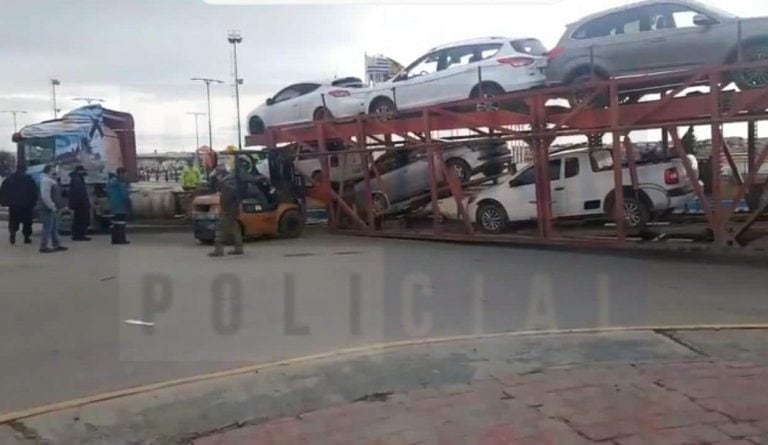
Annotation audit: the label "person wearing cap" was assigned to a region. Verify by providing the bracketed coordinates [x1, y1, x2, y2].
[68, 165, 91, 241]
[209, 165, 243, 257]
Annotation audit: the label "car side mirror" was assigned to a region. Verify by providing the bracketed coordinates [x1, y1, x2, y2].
[693, 14, 716, 27]
[508, 179, 518, 188]
[266, 98, 275, 106]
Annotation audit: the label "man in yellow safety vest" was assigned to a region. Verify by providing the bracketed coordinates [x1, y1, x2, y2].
[181, 162, 202, 191]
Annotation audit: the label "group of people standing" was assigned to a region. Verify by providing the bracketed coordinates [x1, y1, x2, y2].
[0, 164, 132, 253]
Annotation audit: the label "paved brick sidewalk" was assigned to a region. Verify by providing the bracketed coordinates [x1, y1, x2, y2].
[194, 360, 768, 445]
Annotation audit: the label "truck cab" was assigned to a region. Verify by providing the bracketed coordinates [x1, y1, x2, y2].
[13, 105, 137, 231]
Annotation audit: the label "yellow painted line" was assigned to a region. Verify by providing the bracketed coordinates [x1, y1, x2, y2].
[2, 323, 768, 424]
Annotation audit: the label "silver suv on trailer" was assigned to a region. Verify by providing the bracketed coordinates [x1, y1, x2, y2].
[546, 0, 768, 96]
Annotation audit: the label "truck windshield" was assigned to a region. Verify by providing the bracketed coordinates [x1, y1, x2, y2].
[20, 139, 55, 167]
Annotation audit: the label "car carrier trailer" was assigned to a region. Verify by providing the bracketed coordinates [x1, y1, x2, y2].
[242, 59, 768, 256]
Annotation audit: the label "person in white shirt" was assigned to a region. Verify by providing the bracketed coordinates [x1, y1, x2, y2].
[38, 165, 68, 254]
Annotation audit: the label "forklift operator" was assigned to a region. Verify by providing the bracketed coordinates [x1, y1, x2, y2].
[241, 162, 276, 208]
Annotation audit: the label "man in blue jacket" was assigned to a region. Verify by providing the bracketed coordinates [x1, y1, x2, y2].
[107, 168, 131, 245]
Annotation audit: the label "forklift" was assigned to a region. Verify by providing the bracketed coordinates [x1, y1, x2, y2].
[192, 147, 306, 244]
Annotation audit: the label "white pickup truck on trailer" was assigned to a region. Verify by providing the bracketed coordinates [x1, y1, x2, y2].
[468, 147, 697, 233]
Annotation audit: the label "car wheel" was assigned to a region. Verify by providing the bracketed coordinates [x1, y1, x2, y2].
[568, 73, 609, 108]
[734, 43, 768, 90]
[279, 209, 304, 238]
[369, 97, 397, 116]
[313, 107, 333, 121]
[472, 83, 505, 112]
[476, 201, 509, 234]
[249, 116, 265, 135]
[445, 158, 472, 183]
[621, 196, 650, 229]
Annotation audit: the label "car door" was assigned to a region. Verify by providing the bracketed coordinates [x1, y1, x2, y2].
[575, 6, 681, 75]
[501, 167, 538, 221]
[293, 83, 322, 122]
[360, 151, 397, 206]
[591, 7, 661, 75]
[435, 43, 506, 103]
[582, 150, 621, 216]
[638, 2, 727, 70]
[266, 85, 304, 125]
[390, 50, 443, 109]
[503, 159, 561, 222]
[555, 155, 602, 217]
[378, 149, 427, 203]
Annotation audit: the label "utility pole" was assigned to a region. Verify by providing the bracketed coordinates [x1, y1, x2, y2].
[228, 30, 244, 152]
[191, 77, 224, 152]
[186, 112, 206, 150]
[51, 79, 61, 118]
[1, 110, 28, 132]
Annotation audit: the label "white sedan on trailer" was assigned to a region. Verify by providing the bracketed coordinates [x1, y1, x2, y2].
[247, 77, 368, 135]
[364, 37, 548, 114]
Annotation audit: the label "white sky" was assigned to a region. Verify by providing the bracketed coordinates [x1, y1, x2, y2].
[0, 0, 767, 153]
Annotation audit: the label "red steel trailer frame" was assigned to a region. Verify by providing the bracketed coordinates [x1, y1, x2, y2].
[246, 61, 768, 250]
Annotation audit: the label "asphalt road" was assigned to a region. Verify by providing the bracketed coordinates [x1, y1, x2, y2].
[1, 229, 768, 414]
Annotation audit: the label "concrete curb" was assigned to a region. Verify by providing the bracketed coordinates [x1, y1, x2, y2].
[2, 327, 767, 445]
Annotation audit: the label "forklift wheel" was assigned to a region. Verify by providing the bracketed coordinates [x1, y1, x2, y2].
[279, 209, 304, 238]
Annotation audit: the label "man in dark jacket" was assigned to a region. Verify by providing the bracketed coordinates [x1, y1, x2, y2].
[68, 166, 91, 241]
[0, 165, 38, 245]
[209, 165, 243, 257]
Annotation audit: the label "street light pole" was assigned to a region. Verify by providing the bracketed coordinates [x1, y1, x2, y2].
[186, 112, 206, 150]
[228, 30, 244, 152]
[187, 112, 206, 170]
[191, 77, 224, 152]
[51, 79, 60, 118]
[1, 110, 28, 132]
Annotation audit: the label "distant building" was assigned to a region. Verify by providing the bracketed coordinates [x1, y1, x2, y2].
[365, 54, 404, 85]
